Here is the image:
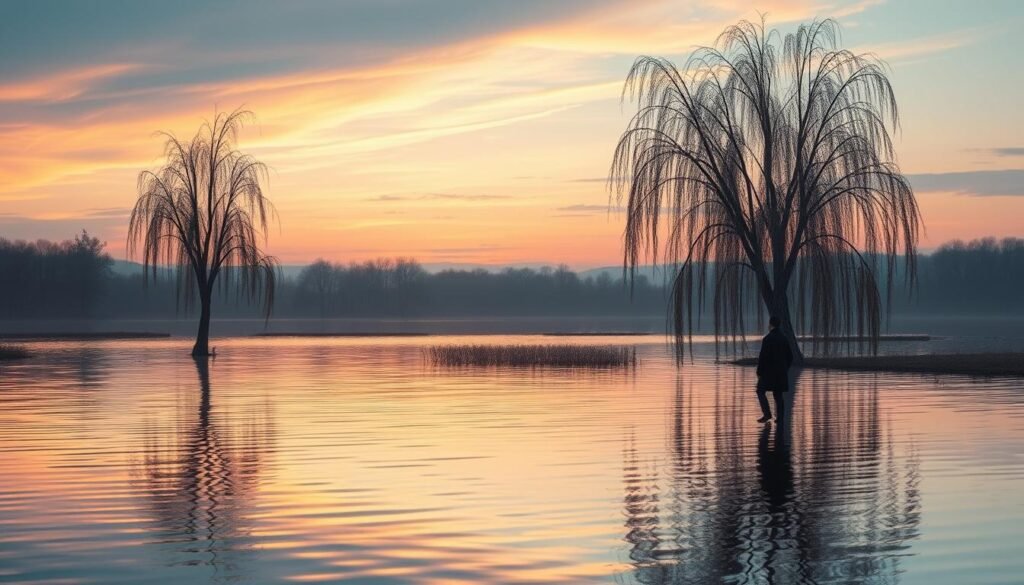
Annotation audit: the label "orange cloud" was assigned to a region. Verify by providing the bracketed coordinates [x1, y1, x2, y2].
[0, 63, 140, 102]
[0, 0, 1015, 267]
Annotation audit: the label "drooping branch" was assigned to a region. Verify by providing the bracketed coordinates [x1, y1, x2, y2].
[612, 17, 920, 359]
[128, 109, 279, 323]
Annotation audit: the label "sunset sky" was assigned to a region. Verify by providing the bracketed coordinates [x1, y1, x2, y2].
[2, 0, 1023, 268]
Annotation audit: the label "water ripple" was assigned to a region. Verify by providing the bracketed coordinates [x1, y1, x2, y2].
[0, 336, 1021, 583]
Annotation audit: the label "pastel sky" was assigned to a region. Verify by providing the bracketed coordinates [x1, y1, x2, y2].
[2, 0, 1023, 268]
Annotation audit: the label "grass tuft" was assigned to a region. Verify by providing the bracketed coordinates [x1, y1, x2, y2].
[428, 344, 637, 368]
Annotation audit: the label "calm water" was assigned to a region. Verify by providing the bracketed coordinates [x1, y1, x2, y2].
[0, 336, 1022, 584]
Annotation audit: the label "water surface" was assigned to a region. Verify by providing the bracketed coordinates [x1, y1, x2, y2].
[0, 336, 1021, 584]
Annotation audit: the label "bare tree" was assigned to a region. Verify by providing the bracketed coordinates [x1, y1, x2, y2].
[612, 18, 920, 360]
[128, 110, 277, 357]
[298, 259, 337, 318]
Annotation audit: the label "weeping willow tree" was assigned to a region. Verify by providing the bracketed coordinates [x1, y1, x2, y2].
[128, 110, 277, 357]
[612, 18, 920, 360]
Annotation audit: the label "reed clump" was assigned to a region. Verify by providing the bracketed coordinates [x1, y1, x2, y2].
[428, 344, 637, 368]
[0, 344, 29, 360]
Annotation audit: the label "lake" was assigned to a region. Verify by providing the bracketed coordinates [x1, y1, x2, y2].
[0, 335, 1021, 584]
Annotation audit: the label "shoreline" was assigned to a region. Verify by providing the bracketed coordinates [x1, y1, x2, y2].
[795, 334, 930, 342]
[255, 331, 931, 339]
[257, 331, 658, 337]
[255, 332, 433, 338]
[731, 353, 1024, 377]
[0, 330, 935, 342]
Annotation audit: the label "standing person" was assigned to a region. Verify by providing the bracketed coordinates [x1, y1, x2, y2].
[756, 316, 794, 423]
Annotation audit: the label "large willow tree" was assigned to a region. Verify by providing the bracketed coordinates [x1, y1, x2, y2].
[612, 19, 920, 359]
[129, 110, 277, 357]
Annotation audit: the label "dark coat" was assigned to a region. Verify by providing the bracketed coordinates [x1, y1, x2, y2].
[756, 328, 793, 392]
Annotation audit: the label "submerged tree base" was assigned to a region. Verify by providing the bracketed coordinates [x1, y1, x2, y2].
[732, 353, 1024, 377]
[428, 344, 637, 368]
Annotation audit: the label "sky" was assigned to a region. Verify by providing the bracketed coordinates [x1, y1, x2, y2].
[1, 0, 1023, 268]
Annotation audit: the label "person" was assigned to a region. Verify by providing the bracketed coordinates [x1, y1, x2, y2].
[756, 316, 793, 423]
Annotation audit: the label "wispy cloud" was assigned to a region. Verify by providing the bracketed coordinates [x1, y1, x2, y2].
[571, 171, 1024, 199]
[431, 193, 512, 201]
[854, 28, 981, 62]
[365, 193, 513, 202]
[967, 147, 1024, 158]
[514, 0, 887, 54]
[0, 63, 140, 102]
[0, 213, 125, 243]
[909, 169, 1024, 197]
[557, 204, 624, 213]
[426, 245, 511, 254]
[83, 207, 131, 219]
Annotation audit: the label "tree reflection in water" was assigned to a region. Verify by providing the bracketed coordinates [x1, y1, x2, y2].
[623, 372, 921, 584]
[133, 358, 274, 581]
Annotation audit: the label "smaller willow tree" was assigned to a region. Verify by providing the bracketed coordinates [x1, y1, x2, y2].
[612, 19, 920, 359]
[129, 110, 277, 357]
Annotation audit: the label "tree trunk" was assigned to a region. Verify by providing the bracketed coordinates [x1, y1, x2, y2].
[769, 233, 803, 364]
[768, 288, 803, 363]
[192, 293, 212, 357]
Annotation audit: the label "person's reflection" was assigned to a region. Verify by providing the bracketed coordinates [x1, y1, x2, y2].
[757, 421, 796, 584]
[622, 372, 921, 585]
[134, 357, 272, 581]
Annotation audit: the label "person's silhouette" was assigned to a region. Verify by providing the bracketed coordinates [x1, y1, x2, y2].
[755, 316, 793, 423]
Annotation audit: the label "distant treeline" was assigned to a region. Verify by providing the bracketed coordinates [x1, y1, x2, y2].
[902, 237, 1024, 312]
[0, 233, 665, 319]
[1, 233, 1022, 320]
[0, 232, 110, 319]
[287, 259, 664, 317]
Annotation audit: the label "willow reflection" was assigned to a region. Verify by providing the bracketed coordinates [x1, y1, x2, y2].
[623, 372, 921, 584]
[132, 358, 274, 580]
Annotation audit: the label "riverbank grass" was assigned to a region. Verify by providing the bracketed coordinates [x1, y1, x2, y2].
[429, 344, 637, 368]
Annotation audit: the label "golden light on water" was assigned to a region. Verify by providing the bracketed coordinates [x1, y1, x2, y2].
[1, 336, 1022, 583]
